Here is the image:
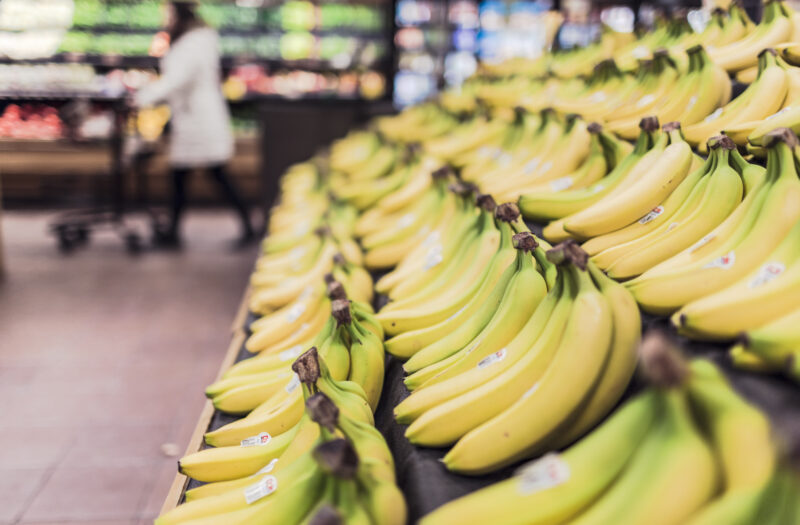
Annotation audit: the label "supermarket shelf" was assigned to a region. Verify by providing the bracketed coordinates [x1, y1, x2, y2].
[163, 218, 800, 520]
[0, 91, 124, 102]
[65, 24, 388, 39]
[0, 54, 388, 73]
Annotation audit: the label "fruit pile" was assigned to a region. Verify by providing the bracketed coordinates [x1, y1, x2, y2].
[159, 1, 800, 522]
[159, 162, 405, 524]
[423, 334, 800, 525]
[0, 104, 63, 140]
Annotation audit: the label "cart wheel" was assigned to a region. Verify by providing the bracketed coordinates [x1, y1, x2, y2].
[125, 232, 142, 254]
[57, 231, 76, 253]
[76, 227, 90, 245]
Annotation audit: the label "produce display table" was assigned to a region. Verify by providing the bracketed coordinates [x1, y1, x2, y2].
[162, 223, 800, 521]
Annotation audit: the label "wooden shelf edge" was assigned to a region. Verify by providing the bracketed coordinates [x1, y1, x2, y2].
[231, 287, 252, 334]
[159, 289, 251, 516]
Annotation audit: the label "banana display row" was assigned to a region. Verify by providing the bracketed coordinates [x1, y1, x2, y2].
[162, 347, 406, 525]
[423, 336, 800, 525]
[358, 100, 800, 379]
[157, 162, 408, 524]
[477, 0, 799, 80]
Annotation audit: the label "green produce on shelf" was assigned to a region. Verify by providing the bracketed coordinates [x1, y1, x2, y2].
[72, 0, 104, 27]
[281, 0, 316, 32]
[280, 32, 316, 61]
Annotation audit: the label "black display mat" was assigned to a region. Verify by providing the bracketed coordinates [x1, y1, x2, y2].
[184, 220, 800, 522]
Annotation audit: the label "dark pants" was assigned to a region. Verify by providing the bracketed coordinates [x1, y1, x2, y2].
[169, 164, 253, 237]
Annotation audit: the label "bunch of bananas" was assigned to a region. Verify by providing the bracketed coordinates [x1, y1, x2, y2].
[421, 333, 798, 525]
[627, 129, 800, 314]
[733, 307, 800, 379]
[454, 112, 633, 202]
[579, 133, 758, 280]
[204, 295, 384, 446]
[394, 239, 641, 476]
[159, 349, 405, 525]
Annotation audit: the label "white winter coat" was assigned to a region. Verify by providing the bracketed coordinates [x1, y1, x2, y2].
[135, 27, 234, 168]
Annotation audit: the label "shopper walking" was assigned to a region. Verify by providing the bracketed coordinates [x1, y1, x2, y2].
[134, 0, 255, 248]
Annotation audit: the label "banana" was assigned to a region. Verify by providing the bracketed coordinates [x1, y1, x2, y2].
[381, 207, 518, 356]
[487, 116, 594, 202]
[344, 307, 386, 412]
[374, 188, 470, 299]
[442, 247, 613, 474]
[597, 136, 746, 279]
[399, 227, 530, 376]
[156, 432, 328, 525]
[684, 49, 789, 148]
[738, 306, 800, 372]
[582, 142, 717, 257]
[628, 128, 800, 314]
[563, 122, 693, 239]
[419, 391, 658, 525]
[686, 359, 775, 490]
[179, 423, 299, 483]
[547, 263, 640, 448]
[569, 389, 718, 525]
[509, 124, 615, 197]
[399, 270, 571, 440]
[246, 300, 330, 354]
[519, 118, 661, 222]
[381, 191, 487, 307]
[403, 232, 548, 390]
[674, 215, 800, 339]
[708, 1, 793, 73]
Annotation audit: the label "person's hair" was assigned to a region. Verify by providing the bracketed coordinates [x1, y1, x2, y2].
[168, 1, 206, 44]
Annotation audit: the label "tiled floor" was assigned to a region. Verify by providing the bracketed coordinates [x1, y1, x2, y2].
[0, 210, 257, 524]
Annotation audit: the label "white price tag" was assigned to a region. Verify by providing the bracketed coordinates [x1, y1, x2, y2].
[424, 252, 444, 270]
[422, 230, 441, 247]
[523, 157, 541, 174]
[286, 303, 306, 323]
[589, 91, 607, 103]
[636, 94, 656, 108]
[477, 348, 507, 369]
[638, 206, 664, 224]
[285, 374, 301, 394]
[516, 453, 570, 495]
[685, 96, 697, 112]
[241, 432, 272, 448]
[244, 475, 278, 504]
[279, 345, 304, 362]
[748, 262, 785, 288]
[704, 108, 723, 123]
[689, 234, 715, 253]
[549, 177, 573, 192]
[397, 213, 415, 229]
[702, 251, 736, 270]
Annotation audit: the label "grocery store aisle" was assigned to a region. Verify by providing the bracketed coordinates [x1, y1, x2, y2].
[0, 211, 257, 524]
